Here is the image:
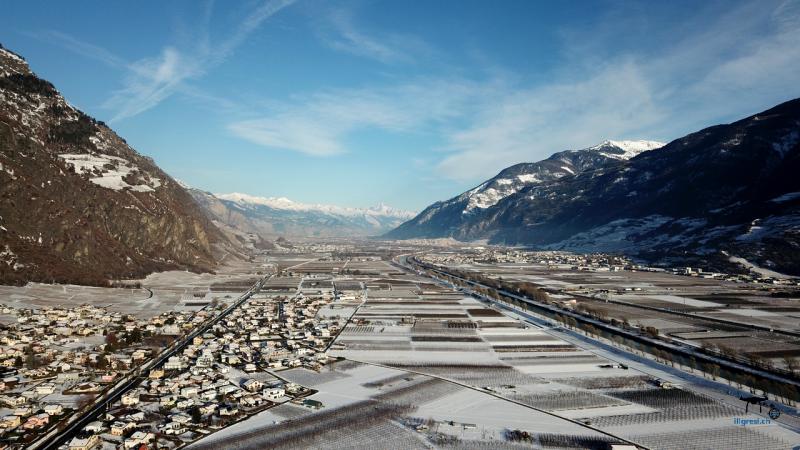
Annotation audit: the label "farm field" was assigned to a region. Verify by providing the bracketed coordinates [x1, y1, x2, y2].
[450, 259, 800, 368]
[0, 259, 263, 318]
[319, 261, 800, 449]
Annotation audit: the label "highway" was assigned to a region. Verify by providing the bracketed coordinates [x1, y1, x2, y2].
[395, 255, 800, 435]
[485, 292, 800, 434]
[399, 255, 800, 389]
[30, 274, 272, 450]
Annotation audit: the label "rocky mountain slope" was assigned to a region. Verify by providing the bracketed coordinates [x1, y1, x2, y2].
[0, 44, 229, 285]
[387, 140, 664, 239]
[188, 188, 414, 238]
[388, 100, 800, 275]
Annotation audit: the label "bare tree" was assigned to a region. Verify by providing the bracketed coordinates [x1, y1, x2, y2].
[75, 394, 95, 411]
[783, 356, 798, 373]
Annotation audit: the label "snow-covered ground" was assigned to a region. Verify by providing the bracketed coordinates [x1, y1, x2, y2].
[729, 255, 794, 279]
[58, 153, 161, 192]
[414, 387, 606, 437]
[490, 297, 800, 447]
[641, 294, 722, 308]
[723, 308, 782, 318]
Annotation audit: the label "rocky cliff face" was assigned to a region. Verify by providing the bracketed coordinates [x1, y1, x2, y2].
[0, 45, 227, 285]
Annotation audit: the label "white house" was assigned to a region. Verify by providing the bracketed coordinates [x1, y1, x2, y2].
[121, 391, 140, 406]
[44, 404, 64, 415]
[263, 387, 285, 400]
[124, 431, 154, 449]
[242, 379, 263, 392]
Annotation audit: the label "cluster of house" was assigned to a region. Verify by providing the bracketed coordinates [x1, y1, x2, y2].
[208, 289, 339, 371]
[278, 242, 356, 254]
[66, 365, 311, 450]
[668, 266, 798, 285]
[422, 249, 799, 285]
[421, 250, 631, 271]
[61, 284, 348, 449]
[0, 303, 218, 447]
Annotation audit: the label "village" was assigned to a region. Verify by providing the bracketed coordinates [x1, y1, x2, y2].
[419, 248, 800, 286]
[0, 303, 209, 448]
[0, 269, 364, 449]
[0, 243, 797, 450]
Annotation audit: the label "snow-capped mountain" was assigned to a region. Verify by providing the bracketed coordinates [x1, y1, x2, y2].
[0, 44, 231, 285]
[216, 193, 413, 220]
[586, 139, 665, 159]
[387, 100, 800, 275]
[189, 190, 415, 238]
[387, 140, 664, 237]
[458, 140, 664, 213]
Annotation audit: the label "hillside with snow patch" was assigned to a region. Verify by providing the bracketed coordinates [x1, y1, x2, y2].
[387, 100, 800, 275]
[0, 44, 232, 285]
[387, 140, 663, 238]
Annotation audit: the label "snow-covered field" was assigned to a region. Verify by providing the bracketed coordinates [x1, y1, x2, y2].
[413, 387, 606, 437]
[722, 308, 782, 318]
[0, 282, 162, 316]
[729, 255, 794, 279]
[192, 266, 800, 449]
[641, 294, 723, 308]
[0, 261, 261, 318]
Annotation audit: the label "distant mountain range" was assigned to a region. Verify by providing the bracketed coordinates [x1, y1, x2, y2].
[188, 189, 415, 238]
[0, 44, 242, 285]
[387, 100, 800, 275]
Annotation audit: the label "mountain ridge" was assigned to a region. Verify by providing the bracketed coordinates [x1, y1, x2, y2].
[387, 99, 800, 275]
[0, 45, 234, 285]
[215, 192, 414, 219]
[188, 188, 414, 238]
[387, 139, 664, 238]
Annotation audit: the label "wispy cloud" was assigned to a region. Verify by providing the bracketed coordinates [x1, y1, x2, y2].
[221, 0, 297, 56]
[107, 0, 296, 122]
[228, 80, 476, 156]
[105, 47, 202, 121]
[35, 0, 296, 122]
[436, 0, 800, 180]
[320, 8, 430, 64]
[437, 61, 664, 179]
[229, 0, 800, 184]
[26, 30, 128, 68]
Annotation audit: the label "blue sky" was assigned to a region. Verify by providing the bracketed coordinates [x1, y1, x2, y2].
[3, 0, 799, 210]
